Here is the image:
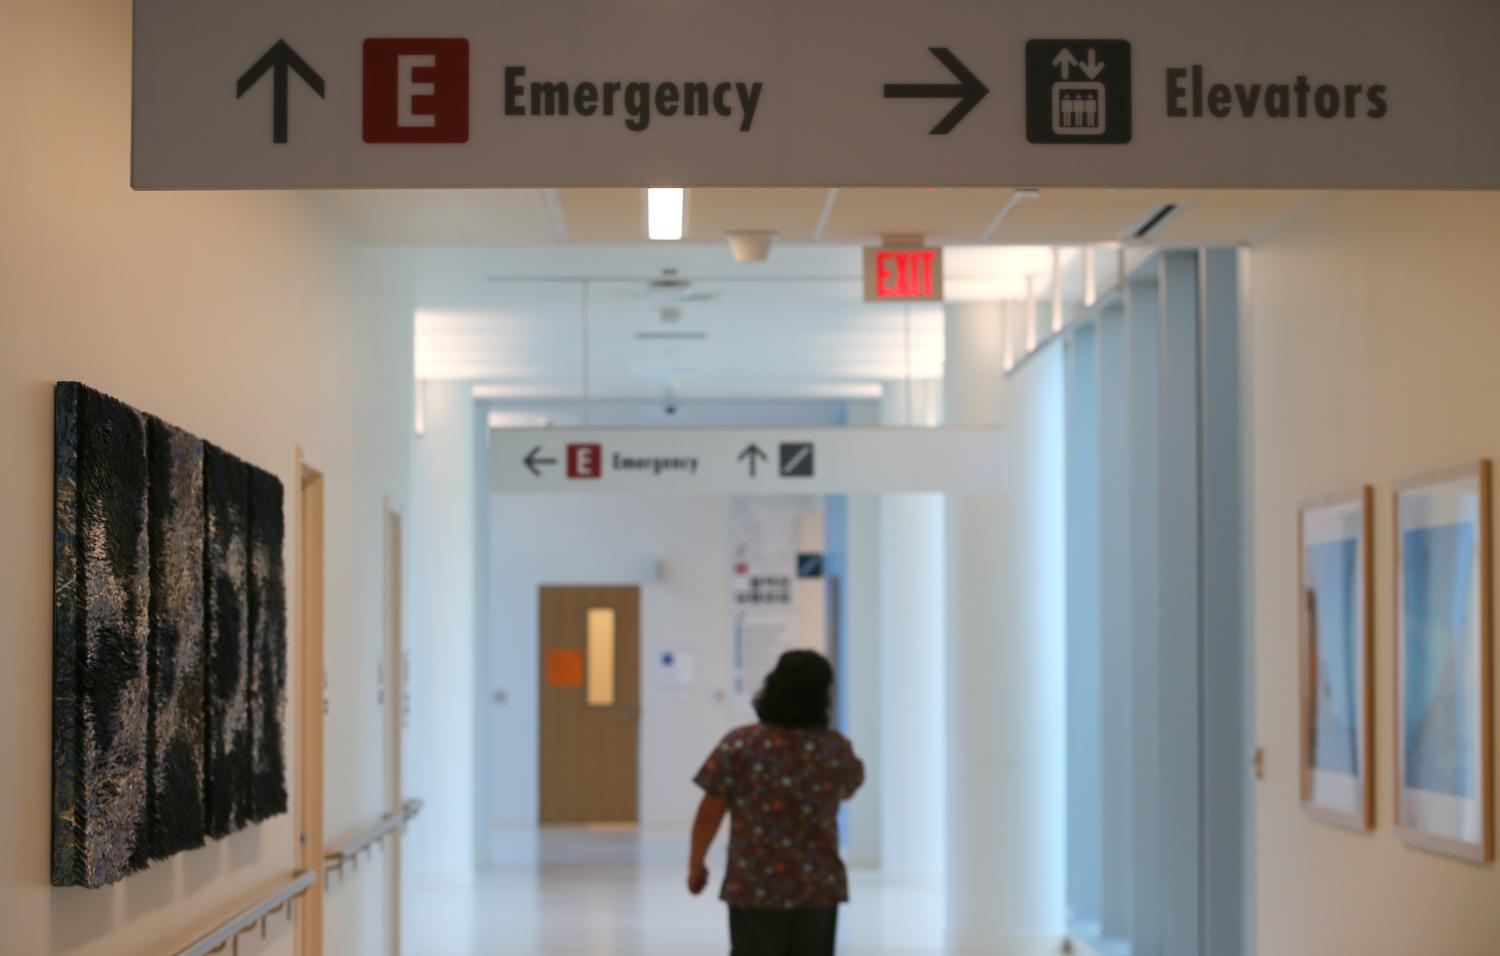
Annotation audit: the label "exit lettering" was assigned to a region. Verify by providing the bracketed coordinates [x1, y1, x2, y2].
[864, 248, 943, 302]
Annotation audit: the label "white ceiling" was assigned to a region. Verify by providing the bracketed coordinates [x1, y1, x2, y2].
[353, 187, 1323, 403]
[410, 244, 1062, 400]
[325, 186, 1322, 248]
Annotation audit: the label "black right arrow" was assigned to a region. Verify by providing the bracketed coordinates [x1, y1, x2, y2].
[738, 444, 769, 478]
[524, 447, 558, 477]
[236, 40, 326, 144]
[884, 47, 989, 135]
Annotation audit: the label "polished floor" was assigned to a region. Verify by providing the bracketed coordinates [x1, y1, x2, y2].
[409, 828, 948, 955]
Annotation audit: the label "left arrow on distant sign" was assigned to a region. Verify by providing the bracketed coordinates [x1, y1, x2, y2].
[236, 40, 325, 144]
[524, 447, 558, 477]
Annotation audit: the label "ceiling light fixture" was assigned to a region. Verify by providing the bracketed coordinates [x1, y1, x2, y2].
[647, 187, 685, 241]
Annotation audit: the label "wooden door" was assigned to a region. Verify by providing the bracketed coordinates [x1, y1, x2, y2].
[538, 586, 640, 825]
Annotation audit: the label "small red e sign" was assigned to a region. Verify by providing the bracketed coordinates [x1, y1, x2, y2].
[364, 39, 470, 144]
[863, 247, 944, 302]
[568, 444, 603, 479]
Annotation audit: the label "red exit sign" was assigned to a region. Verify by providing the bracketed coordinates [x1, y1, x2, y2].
[863, 246, 944, 302]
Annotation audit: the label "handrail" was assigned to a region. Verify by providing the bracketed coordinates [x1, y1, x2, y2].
[170, 870, 316, 956]
[323, 799, 424, 887]
[164, 800, 422, 954]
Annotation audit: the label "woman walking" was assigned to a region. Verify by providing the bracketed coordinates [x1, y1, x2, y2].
[688, 650, 866, 956]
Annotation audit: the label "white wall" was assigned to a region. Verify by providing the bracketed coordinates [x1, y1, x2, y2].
[842, 402, 885, 869]
[877, 382, 947, 881]
[484, 495, 740, 840]
[406, 382, 481, 882]
[0, 3, 412, 956]
[943, 304, 1067, 950]
[1248, 192, 1500, 956]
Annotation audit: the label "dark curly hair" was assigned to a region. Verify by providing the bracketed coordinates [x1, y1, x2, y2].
[753, 650, 834, 729]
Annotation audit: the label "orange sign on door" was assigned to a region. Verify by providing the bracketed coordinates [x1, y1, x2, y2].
[546, 649, 586, 688]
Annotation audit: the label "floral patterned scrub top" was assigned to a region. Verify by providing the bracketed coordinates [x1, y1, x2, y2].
[694, 724, 865, 909]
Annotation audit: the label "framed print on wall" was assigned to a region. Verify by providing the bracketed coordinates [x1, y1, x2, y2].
[1394, 460, 1494, 863]
[1299, 488, 1375, 830]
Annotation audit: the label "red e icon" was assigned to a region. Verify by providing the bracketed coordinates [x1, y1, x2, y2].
[363, 39, 470, 143]
[568, 444, 603, 479]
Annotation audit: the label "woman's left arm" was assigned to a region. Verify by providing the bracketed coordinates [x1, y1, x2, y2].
[840, 738, 866, 800]
[688, 794, 729, 894]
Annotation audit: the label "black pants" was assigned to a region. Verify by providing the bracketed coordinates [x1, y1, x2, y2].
[729, 907, 838, 956]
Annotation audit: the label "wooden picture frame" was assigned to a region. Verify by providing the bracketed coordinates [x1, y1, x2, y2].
[1299, 488, 1376, 831]
[1393, 460, 1494, 863]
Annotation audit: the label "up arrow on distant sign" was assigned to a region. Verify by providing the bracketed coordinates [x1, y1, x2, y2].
[236, 40, 326, 144]
[738, 444, 770, 478]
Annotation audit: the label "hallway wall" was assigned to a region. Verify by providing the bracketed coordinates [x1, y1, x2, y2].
[877, 383, 947, 882]
[1249, 192, 1500, 956]
[943, 307, 1067, 950]
[0, 1, 414, 954]
[407, 382, 482, 886]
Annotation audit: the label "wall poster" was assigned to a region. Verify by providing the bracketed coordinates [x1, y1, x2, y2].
[1298, 488, 1374, 830]
[729, 498, 826, 726]
[1394, 461, 1493, 863]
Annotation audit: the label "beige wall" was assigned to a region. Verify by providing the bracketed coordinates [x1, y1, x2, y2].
[0, 1, 413, 955]
[1250, 192, 1500, 956]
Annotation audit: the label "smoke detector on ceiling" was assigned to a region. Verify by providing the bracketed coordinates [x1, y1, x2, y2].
[727, 230, 777, 263]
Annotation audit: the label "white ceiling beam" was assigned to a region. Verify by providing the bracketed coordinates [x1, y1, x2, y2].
[541, 188, 569, 243]
[811, 187, 840, 241]
[978, 188, 1041, 242]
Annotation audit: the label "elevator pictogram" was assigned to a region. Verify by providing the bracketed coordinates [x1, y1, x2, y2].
[1025, 39, 1132, 145]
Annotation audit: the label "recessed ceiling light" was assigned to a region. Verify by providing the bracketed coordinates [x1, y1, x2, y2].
[647, 187, 685, 241]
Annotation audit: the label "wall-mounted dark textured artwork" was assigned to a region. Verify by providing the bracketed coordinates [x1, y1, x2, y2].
[53, 384, 287, 888]
[146, 418, 206, 860]
[203, 444, 252, 839]
[53, 383, 152, 888]
[247, 469, 289, 823]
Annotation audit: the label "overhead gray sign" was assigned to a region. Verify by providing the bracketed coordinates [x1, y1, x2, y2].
[490, 428, 1007, 495]
[133, 0, 1500, 189]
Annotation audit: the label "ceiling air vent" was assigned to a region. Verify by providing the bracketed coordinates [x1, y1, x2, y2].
[1128, 204, 1178, 239]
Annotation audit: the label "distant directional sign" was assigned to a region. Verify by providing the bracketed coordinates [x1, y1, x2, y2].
[883, 47, 989, 135]
[235, 40, 325, 144]
[492, 428, 1006, 495]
